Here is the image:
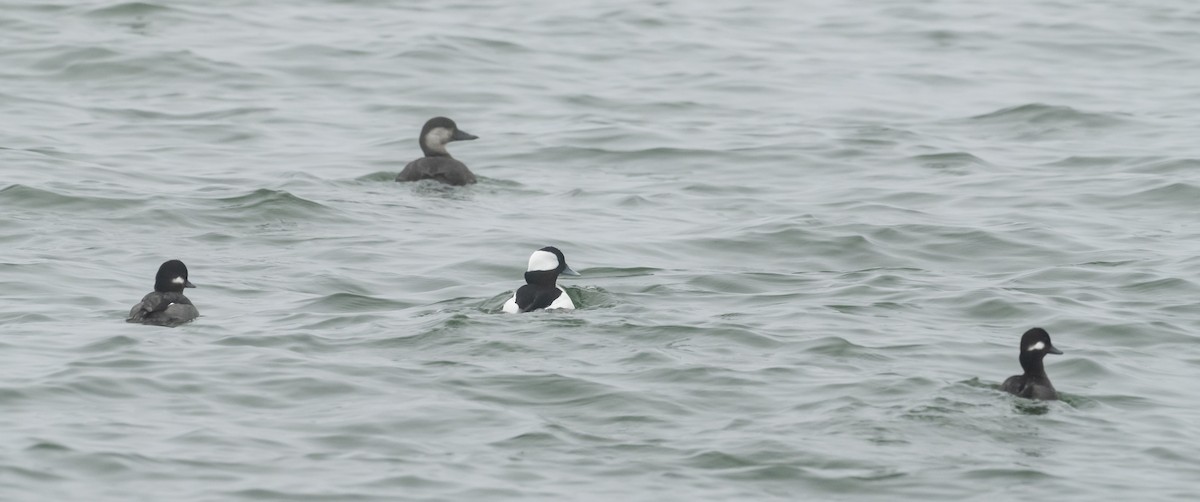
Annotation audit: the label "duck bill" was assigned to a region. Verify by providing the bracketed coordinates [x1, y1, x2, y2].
[185, 280, 196, 288]
[451, 129, 478, 141]
[1047, 346, 1062, 355]
[561, 266, 580, 276]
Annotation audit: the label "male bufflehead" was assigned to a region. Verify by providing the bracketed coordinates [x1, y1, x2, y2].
[127, 259, 199, 327]
[395, 116, 479, 185]
[502, 246, 580, 313]
[1000, 327, 1063, 400]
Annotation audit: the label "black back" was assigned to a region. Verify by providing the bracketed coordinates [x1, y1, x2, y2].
[1001, 374, 1058, 401]
[513, 283, 564, 313]
[127, 291, 198, 327]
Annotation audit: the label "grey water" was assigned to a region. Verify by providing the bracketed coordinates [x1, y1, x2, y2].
[3, 0, 1200, 500]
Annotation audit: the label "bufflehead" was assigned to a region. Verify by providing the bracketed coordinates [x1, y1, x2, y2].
[127, 259, 199, 327]
[395, 116, 479, 185]
[502, 246, 580, 313]
[1000, 327, 1063, 400]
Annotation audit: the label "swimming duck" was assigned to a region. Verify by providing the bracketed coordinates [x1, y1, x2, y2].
[395, 116, 479, 185]
[502, 247, 580, 313]
[127, 259, 199, 327]
[1000, 327, 1063, 400]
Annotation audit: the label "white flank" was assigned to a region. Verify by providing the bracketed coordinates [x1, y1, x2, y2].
[546, 286, 576, 310]
[502, 294, 519, 314]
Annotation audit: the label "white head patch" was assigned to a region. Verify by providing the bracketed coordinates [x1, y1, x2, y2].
[172, 276, 185, 285]
[1026, 341, 1045, 352]
[423, 127, 452, 154]
[527, 250, 559, 272]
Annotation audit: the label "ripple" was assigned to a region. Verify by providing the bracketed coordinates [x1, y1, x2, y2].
[969, 103, 1131, 128]
[0, 184, 144, 210]
[82, 2, 180, 18]
[210, 188, 346, 222]
[299, 293, 412, 313]
[909, 151, 991, 170]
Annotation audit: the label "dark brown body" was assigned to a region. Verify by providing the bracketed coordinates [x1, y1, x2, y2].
[395, 157, 476, 185]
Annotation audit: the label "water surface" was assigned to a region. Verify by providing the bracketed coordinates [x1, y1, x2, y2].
[3, 1, 1200, 500]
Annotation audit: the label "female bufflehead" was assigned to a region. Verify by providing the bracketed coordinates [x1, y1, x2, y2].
[127, 259, 199, 327]
[502, 246, 580, 313]
[395, 116, 479, 185]
[1001, 327, 1064, 400]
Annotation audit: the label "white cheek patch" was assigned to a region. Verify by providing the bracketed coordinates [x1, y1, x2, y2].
[424, 128, 451, 152]
[527, 250, 559, 272]
[1026, 341, 1045, 352]
[172, 277, 185, 285]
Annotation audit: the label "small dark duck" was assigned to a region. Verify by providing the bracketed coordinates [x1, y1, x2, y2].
[1001, 327, 1064, 400]
[395, 116, 479, 185]
[127, 259, 199, 327]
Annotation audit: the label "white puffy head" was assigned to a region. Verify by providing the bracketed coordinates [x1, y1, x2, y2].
[527, 249, 559, 272]
[524, 246, 579, 277]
